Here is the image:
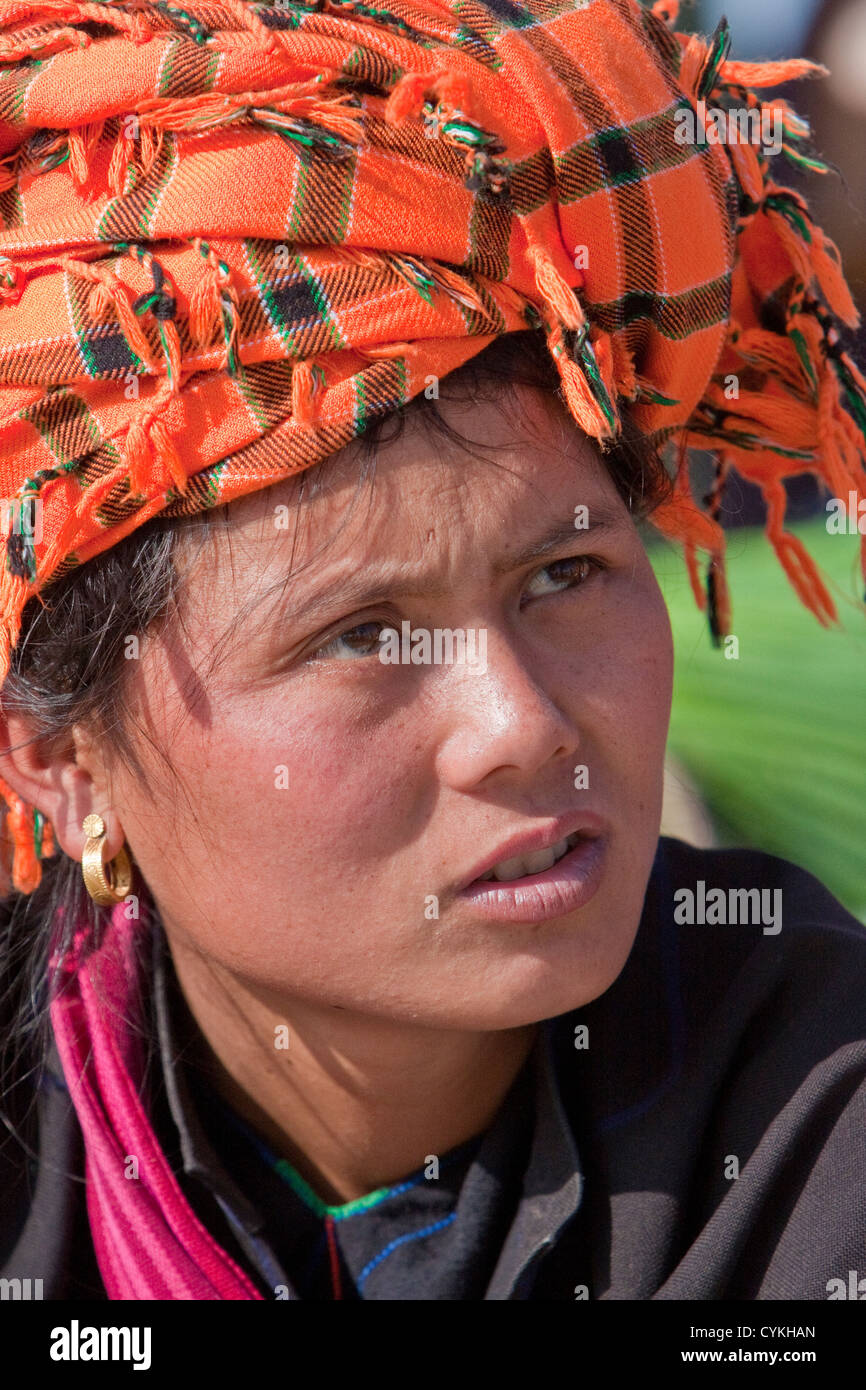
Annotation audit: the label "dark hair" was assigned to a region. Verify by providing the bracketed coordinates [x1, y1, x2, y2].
[0, 327, 672, 1101]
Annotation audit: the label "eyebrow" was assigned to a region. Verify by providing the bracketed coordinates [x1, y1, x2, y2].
[285, 505, 628, 626]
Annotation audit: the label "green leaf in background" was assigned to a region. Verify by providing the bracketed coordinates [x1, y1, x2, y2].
[648, 516, 866, 924]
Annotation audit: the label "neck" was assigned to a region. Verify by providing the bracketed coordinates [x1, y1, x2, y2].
[166, 935, 538, 1206]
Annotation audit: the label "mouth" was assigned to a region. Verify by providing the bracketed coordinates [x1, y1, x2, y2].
[457, 831, 607, 923]
[473, 830, 583, 885]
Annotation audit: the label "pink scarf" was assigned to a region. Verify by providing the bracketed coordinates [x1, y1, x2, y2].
[49, 902, 262, 1300]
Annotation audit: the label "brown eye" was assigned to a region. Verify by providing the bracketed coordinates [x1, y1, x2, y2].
[308, 620, 389, 662]
[524, 554, 601, 600]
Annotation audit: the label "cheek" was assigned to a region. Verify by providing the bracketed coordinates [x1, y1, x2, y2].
[627, 581, 674, 739]
[586, 571, 673, 737]
[120, 691, 430, 991]
[565, 572, 672, 850]
[173, 691, 424, 878]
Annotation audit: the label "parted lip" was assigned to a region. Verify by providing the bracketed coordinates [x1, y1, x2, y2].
[457, 811, 608, 891]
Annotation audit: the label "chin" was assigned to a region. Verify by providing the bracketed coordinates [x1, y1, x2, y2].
[445, 934, 641, 1032]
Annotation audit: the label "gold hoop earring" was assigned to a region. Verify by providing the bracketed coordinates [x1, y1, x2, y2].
[81, 813, 133, 906]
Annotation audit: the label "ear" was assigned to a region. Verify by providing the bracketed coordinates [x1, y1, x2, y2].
[0, 709, 127, 862]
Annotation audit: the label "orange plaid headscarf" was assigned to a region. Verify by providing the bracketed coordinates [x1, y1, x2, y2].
[0, 0, 864, 893]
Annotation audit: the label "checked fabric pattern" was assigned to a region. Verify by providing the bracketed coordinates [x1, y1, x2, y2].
[0, 0, 864, 890]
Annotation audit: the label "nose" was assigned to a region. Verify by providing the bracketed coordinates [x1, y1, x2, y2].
[433, 624, 582, 791]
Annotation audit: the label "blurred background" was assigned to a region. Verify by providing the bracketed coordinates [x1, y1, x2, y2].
[656, 0, 866, 921]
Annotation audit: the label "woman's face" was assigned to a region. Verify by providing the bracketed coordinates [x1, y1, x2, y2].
[108, 384, 674, 1030]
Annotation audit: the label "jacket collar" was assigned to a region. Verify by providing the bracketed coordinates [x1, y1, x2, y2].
[151, 924, 586, 1300]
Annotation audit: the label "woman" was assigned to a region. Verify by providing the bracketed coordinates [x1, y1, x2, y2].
[0, 0, 864, 1301]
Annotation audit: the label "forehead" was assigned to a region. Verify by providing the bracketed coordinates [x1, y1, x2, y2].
[220, 383, 620, 570]
[152, 384, 636, 679]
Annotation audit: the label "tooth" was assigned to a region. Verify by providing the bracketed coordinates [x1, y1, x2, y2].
[491, 862, 527, 883]
[490, 838, 569, 883]
[475, 837, 577, 886]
